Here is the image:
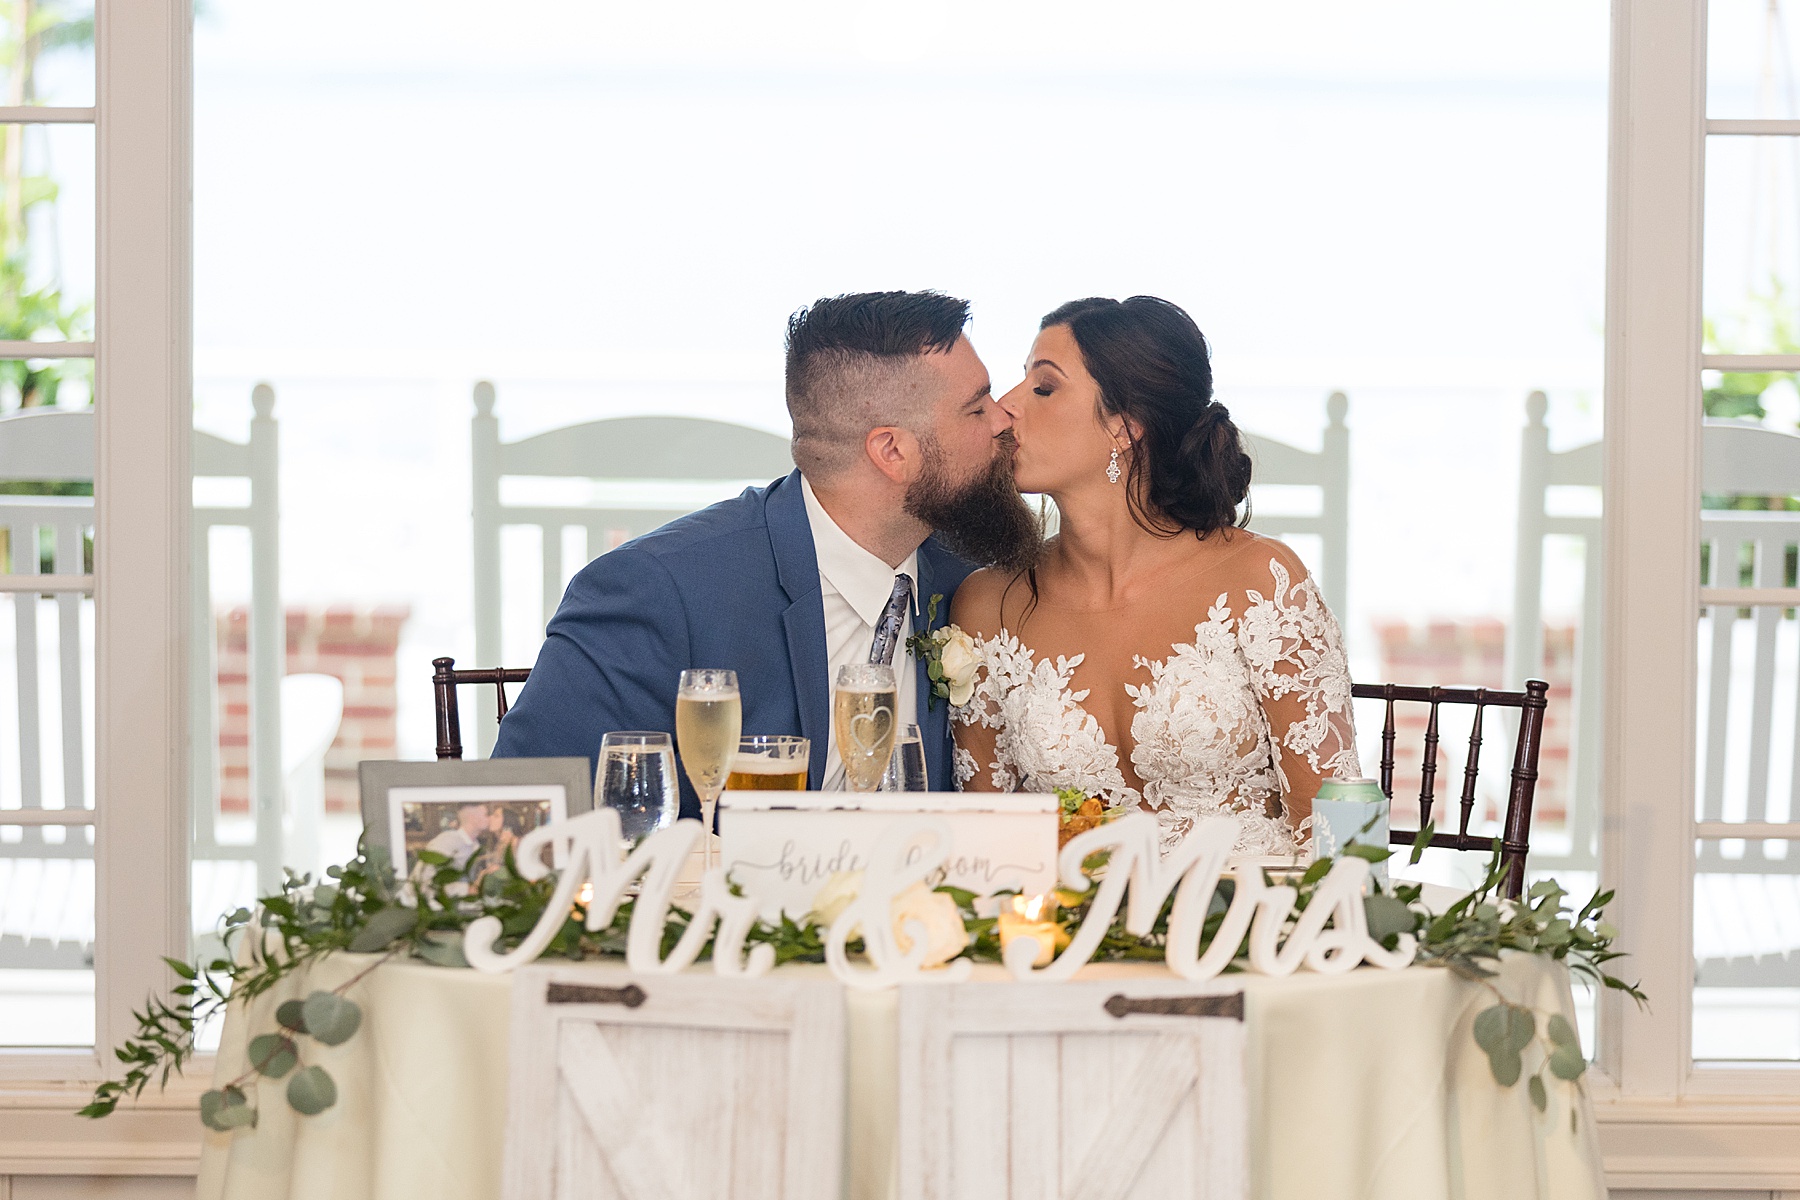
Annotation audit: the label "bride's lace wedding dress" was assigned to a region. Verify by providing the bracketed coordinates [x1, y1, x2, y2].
[951, 533, 1361, 855]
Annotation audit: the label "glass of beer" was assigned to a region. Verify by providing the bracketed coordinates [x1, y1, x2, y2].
[675, 668, 741, 870]
[726, 735, 809, 792]
[833, 663, 898, 792]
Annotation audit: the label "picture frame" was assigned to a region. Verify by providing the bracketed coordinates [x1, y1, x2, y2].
[357, 757, 593, 881]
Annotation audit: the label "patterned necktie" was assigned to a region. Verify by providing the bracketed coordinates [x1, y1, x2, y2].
[867, 572, 915, 666]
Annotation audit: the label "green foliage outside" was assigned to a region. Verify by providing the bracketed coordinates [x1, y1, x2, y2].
[0, 0, 94, 404]
[0, 3, 98, 572]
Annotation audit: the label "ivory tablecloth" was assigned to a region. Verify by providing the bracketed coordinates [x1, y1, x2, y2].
[195, 954, 1603, 1200]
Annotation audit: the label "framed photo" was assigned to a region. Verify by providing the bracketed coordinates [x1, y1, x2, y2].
[358, 758, 592, 881]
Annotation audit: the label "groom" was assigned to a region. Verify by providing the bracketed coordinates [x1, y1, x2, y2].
[492, 291, 1039, 816]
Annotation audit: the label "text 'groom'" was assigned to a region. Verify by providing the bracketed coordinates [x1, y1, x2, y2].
[493, 290, 1040, 816]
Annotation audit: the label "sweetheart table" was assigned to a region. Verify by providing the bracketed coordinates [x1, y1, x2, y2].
[194, 950, 1603, 1200]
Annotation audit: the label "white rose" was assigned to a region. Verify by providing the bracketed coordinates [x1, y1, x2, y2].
[936, 628, 981, 708]
[890, 882, 970, 968]
[810, 870, 863, 929]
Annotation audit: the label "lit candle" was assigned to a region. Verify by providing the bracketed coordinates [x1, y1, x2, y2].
[995, 893, 1063, 967]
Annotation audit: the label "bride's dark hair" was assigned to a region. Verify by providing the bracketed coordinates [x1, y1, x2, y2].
[1041, 295, 1251, 537]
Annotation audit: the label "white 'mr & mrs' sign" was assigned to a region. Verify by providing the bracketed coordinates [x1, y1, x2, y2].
[462, 807, 1415, 985]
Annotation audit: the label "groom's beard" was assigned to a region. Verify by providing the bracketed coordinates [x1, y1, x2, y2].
[904, 435, 1043, 574]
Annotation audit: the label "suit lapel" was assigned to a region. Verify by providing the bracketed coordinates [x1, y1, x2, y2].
[912, 550, 952, 791]
[767, 472, 830, 790]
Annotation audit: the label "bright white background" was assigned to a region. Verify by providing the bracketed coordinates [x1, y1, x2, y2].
[189, 0, 1614, 765]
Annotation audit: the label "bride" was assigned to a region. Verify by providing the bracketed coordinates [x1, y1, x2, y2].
[951, 295, 1361, 854]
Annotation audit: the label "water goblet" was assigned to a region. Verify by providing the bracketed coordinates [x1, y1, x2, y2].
[596, 731, 679, 846]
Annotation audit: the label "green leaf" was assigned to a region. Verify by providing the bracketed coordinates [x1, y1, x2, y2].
[1549, 1043, 1586, 1081]
[1547, 1014, 1581, 1052]
[413, 931, 469, 969]
[1472, 1004, 1508, 1054]
[347, 904, 417, 953]
[285, 1065, 338, 1116]
[275, 999, 307, 1033]
[1344, 842, 1393, 864]
[1528, 1074, 1547, 1112]
[300, 992, 362, 1046]
[1409, 821, 1435, 866]
[1473, 1002, 1535, 1083]
[1363, 894, 1416, 942]
[200, 1085, 256, 1130]
[163, 957, 198, 980]
[1300, 857, 1333, 886]
[248, 1033, 297, 1079]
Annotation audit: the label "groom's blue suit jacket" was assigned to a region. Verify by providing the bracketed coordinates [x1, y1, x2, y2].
[492, 470, 978, 818]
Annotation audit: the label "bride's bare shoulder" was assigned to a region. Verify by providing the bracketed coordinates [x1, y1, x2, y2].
[1210, 529, 1312, 584]
[948, 567, 1027, 639]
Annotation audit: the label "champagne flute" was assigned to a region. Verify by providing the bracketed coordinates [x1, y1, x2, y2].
[879, 723, 929, 792]
[834, 663, 898, 793]
[675, 668, 741, 871]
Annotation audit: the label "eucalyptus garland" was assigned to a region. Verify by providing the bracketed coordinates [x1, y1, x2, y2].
[80, 825, 1641, 1133]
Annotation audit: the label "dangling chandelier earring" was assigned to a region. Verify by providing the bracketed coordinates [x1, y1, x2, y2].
[1106, 447, 1122, 485]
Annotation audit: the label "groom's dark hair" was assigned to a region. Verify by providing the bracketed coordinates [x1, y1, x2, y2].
[784, 290, 970, 478]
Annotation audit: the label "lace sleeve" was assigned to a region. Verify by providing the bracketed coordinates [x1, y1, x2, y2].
[951, 641, 1013, 791]
[1234, 551, 1361, 823]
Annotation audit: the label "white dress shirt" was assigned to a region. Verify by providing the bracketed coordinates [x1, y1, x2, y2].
[801, 475, 919, 791]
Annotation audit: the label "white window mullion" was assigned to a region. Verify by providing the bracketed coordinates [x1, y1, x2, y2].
[92, 0, 193, 1063]
[1599, 0, 1707, 1099]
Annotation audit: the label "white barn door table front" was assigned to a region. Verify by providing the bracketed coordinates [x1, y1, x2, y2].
[196, 956, 1602, 1200]
[899, 979, 1248, 1200]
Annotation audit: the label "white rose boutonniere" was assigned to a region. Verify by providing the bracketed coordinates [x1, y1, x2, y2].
[906, 593, 981, 710]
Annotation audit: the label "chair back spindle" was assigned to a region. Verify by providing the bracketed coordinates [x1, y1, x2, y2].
[1377, 694, 1397, 800]
[432, 656, 532, 760]
[1417, 694, 1441, 830]
[1352, 678, 1550, 898]
[1459, 696, 1487, 837]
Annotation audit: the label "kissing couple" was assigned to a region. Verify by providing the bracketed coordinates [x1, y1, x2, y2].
[495, 290, 1361, 855]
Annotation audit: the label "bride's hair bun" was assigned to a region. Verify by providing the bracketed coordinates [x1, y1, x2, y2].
[1040, 295, 1251, 537]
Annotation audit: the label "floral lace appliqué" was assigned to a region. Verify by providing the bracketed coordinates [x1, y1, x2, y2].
[954, 555, 1359, 857]
[955, 629, 1134, 809]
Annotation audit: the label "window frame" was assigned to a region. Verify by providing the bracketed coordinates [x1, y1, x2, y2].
[8, 0, 1800, 1187]
[1591, 0, 1800, 1188]
[0, 0, 201, 1180]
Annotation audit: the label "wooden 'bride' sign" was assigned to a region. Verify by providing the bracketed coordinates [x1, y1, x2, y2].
[463, 808, 1416, 984]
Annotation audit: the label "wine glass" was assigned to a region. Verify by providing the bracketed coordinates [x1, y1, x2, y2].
[879, 723, 928, 792]
[596, 732, 679, 845]
[833, 663, 898, 792]
[675, 668, 741, 870]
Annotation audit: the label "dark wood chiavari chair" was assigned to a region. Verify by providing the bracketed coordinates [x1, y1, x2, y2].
[428, 659, 1551, 896]
[432, 657, 532, 760]
[1352, 678, 1550, 899]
